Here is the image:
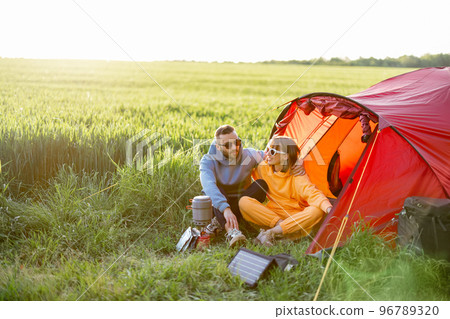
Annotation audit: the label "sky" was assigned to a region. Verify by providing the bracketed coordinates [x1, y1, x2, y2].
[0, 0, 449, 62]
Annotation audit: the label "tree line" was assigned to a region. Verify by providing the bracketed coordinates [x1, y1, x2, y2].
[261, 53, 450, 68]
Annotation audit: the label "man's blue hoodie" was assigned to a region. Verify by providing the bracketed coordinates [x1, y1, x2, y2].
[199, 141, 264, 213]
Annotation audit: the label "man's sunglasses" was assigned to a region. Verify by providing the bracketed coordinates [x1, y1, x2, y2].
[267, 147, 286, 156]
[217, 138, 241, 149]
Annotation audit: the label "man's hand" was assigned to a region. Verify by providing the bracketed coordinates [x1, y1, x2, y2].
[290, 157, 306, 176]
[223, 207, 239, 230]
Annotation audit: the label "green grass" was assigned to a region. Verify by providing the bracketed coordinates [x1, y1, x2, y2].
[0, 59, 411, 188]
[1, 58, 448, 300]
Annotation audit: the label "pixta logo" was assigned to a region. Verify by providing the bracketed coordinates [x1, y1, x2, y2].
[126, 129, 171, 174]
[126, 132, 327, 174]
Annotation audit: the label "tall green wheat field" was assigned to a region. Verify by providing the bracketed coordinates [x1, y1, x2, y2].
[0, 58, 448, 300]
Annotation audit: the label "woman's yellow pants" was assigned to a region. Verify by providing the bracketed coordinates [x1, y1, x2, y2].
[239, 196, 324, 238]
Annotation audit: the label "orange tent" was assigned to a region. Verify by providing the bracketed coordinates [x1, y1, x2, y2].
[269, 67, 450, 255]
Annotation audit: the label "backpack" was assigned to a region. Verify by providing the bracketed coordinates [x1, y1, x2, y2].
[397, 196, 450, 262]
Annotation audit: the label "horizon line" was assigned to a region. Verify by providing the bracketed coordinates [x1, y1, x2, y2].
[1, 52, 448, 65]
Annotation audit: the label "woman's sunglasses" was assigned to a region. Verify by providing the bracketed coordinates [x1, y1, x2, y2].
[217, 138, 241, 149]
[267, 147, 286, 156]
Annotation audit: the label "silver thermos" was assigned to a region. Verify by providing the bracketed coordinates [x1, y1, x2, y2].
[191, 195, 212, 227]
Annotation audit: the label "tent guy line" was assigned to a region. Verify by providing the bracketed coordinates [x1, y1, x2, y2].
[314, 214, 349, 301]
[71, 0, 200, 126]
[245, 0, 379, 128]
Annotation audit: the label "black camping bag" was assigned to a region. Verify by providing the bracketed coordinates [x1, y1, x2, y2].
[397, 196, 450, 262]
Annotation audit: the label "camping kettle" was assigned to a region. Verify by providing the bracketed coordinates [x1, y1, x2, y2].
[191, 196, 212, 226]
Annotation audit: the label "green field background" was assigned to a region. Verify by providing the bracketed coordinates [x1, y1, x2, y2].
[0, 59, 413, 186]
[0, 59, 448, 300]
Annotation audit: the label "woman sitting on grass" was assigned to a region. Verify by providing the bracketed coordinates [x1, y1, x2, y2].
[239, 136, 332, 246]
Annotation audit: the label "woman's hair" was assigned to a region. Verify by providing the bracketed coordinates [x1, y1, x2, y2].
[269, 136, 300, 172]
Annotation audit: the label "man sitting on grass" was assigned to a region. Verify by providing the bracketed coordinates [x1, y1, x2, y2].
[199, 125, 304, 247]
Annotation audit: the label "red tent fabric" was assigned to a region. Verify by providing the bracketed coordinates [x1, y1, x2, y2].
[270, 67, 450, 255]
[350, 67, 450, 195]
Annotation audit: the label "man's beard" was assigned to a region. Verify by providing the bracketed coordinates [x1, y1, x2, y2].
[225, 150, 238, 164]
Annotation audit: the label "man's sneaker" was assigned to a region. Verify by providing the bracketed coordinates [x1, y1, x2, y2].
[204, 217, 223, 238]
[226, 228, 247, 248]
[253, 229, 275, 247]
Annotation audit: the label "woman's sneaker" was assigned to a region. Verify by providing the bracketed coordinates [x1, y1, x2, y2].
[253, 229, 275, 247]
[226, 228, 247, 248]
[205, 217, 223, 238]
